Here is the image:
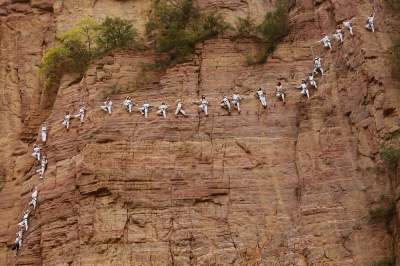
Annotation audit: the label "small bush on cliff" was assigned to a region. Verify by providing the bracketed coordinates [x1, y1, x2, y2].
[391, 39, 400, 76]
[380, 145, 400, 172]
[233, 17, 257, 39]
[40, 17, 137, 91]
[146, 0, 228, 66]
[387, 0, 400, 10]
[96, 17, 137, 52]
[369, 200, 396, 224]
[372, 257, 395, 266]
[241, 0, 290, 65]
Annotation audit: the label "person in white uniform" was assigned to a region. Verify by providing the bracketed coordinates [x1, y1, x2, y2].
[100, 97, 113, 114]
[296, 80, 310, 99]
[175, 99, 188, 117]
[29, 187, 38, 210]
[40, 123, 48, 143]
[32, 144, 41, 162]
[365, 13, 375, 32]
[256, 88, 267, 108]
[220, 96, 231, 114]
[343, 19, 354, 35]
[75, 104, 86, 123]
[62, 112, 71, 130]
[320, 33, 332, 49]
[122, 96, 134, 113]
[157, 102, 168, 118]
[232, 93, 242, 113]
[139, 102, 151, 118]
[275, 82, 286, 103]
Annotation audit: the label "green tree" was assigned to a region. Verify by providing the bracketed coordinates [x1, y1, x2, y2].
[96, 17, 137, 52]
[146, 0, 227, 66]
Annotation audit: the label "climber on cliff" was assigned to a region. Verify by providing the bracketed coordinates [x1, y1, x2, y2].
[296, 80, 310, 99]
[28, 186, 38, 210]
[320, 33, 332, 50]
[122, 96, 135, 113]
[13, 230, 23, 252]
[39, 123, 48, 143]
[313, 57, 324, 76]
[365, 13, 375, 32]
[175, 99, 188, 117]
[308, 73, 317, 89]
[276, 82, 286, 103]
[220, 96, 231, 114]
[100, 97, 113, 115]
[194, 95, 209, 116]
[74, 103, 86, 124]
[232, 93, 242, 113]
[32, 144, 41, 162]
[18, 210, 30, 232]
[157, 102, 168, 119]
[62, 111, 71, 130]
[334, 26, 344, 43]
[139, 101, 151, 118]
[256, 88, 267, 109]
[343, 19, 354, 35]
[36, 155, 47, 179]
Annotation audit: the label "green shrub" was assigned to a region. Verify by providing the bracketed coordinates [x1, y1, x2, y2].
[40, 46, 71, 90]
[233, 17, 257, 39]
[96, 17, 137, 52]
[40, 17, 137, 91]
[243, 0, 289, 64]
[392, 39, 400, 74]
[372, 257, 395, 266]
[387, 0, 400, 10]
[380, 145, 400, 172]
[369, 200, 396, 224]
[146, 0, 227, 66]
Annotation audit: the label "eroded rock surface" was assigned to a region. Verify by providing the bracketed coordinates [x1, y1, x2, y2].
[0, 0, 399, 265]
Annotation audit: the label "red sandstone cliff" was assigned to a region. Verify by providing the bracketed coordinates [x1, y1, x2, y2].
[0, 0, 399, 265]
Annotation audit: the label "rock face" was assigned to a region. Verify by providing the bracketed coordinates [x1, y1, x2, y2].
[0, 0, 399, 265]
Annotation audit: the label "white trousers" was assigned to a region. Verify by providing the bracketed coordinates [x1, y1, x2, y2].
[199, 104, 208, 115]
[41, 131, 47, 142]
[101, 106, 112, 114]
[221, 102, 231, 112]
[140, 107, 149, 118]
[32, 152, 40, 161]
[301, 88, 310, 98]
[175, 106, 187, 116]
[366, 23, 374, 32]
[232, 101, 241, 112]
[259, 96, 267, 107]
[157, 109, 167, 118]
[310, 80, 317, 88]
[29, 198, 37, 209]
